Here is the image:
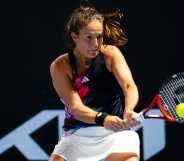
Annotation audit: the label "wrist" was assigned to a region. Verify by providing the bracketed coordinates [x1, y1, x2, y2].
[95, 112, 108, 126]
[124, 109, 134, 113]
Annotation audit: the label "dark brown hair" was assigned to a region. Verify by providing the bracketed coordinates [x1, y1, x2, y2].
[64, 3, 128, 51]
[103, 10, 128, 46]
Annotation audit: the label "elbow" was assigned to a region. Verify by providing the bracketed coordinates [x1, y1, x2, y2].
[135, 85, 139, 102]
[69, 106, 77, 116]
[66, 101, 82, 118]
[131, 83, 139, 96]
[132, 83, 139, 104]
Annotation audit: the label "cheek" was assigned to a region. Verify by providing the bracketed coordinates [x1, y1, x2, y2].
[79, 41, 90, 49]
[76, 42, 89, 54]
[75, 39, 84, 48]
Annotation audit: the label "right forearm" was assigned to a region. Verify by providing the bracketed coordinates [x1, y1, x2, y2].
[70, 103, 128, 130]
[70, 104, 98, 124]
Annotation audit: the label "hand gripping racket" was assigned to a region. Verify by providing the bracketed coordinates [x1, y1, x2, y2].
[133, 72, 184, 124]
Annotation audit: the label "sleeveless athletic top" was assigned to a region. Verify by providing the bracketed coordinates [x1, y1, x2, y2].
[63, 51, 124, 131]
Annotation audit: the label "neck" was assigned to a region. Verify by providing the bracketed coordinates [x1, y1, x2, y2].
[83, 58, 93, 66]
[73, 50, 93, 68]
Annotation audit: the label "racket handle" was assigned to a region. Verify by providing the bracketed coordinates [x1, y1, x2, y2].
[132, 112, 145, 122]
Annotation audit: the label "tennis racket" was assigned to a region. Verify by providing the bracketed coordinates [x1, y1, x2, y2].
[133, 72, 184, 124]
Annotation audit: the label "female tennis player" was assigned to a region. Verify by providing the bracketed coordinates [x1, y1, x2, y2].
[49, 2, 140, 161]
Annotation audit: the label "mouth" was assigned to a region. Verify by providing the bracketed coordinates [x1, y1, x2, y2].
[89, 49, 98, 54]
[88, 50, 98, 57]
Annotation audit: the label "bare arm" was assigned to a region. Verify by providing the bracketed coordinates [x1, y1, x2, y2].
[50, 58, 97, 124]
[102, 45, 139, 125]
[111, 47, 139, 112]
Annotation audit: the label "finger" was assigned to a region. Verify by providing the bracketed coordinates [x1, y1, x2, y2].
[128, 119, 140, 127]
[131, 117, 141, 125]
[120, 119, 130, 129]
[110, 119, 128, 131]
[122, 117, 137, 128]
[112, 121, 125, 130]
[109, 125, 121, 132]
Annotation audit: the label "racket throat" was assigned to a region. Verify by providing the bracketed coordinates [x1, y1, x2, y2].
[144, 114, 165, 119]
[144, 95, 175, 122]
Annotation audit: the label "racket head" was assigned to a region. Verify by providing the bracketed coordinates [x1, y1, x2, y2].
[159, 72, 184, 123]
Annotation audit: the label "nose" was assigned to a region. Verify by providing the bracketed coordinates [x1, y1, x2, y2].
[92, 38, 99, 49]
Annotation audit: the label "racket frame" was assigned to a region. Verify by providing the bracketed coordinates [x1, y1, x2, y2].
[140, 95, 176, 122]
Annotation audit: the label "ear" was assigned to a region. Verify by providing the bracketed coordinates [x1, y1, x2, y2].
[71, 32, 78, 43]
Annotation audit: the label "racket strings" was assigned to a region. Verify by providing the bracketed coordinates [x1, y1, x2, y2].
[166, 79, 184, 121]
[177, 74, 184, 102]
[160, 87, 177, 119]
[160, 73, 184, 123]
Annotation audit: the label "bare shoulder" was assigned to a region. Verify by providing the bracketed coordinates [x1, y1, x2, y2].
[50, 53, 72, 78]
[100, 45, 126, 71]
[101, 45, 123, 57]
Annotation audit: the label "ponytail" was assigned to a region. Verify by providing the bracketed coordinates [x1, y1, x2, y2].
[103, 10, 128, 46]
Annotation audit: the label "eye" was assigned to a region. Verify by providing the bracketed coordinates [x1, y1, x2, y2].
[87, 35, 92, 40]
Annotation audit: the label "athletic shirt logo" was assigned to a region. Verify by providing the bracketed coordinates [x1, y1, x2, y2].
[74, 76, 90, 99]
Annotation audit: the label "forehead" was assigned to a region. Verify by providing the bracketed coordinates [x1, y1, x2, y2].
[80, 20, 103, 35]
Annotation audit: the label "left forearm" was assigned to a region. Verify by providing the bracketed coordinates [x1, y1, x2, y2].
[124, 84, 139, 112]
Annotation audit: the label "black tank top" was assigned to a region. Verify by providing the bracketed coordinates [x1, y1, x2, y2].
[63, 51, 124, 131]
